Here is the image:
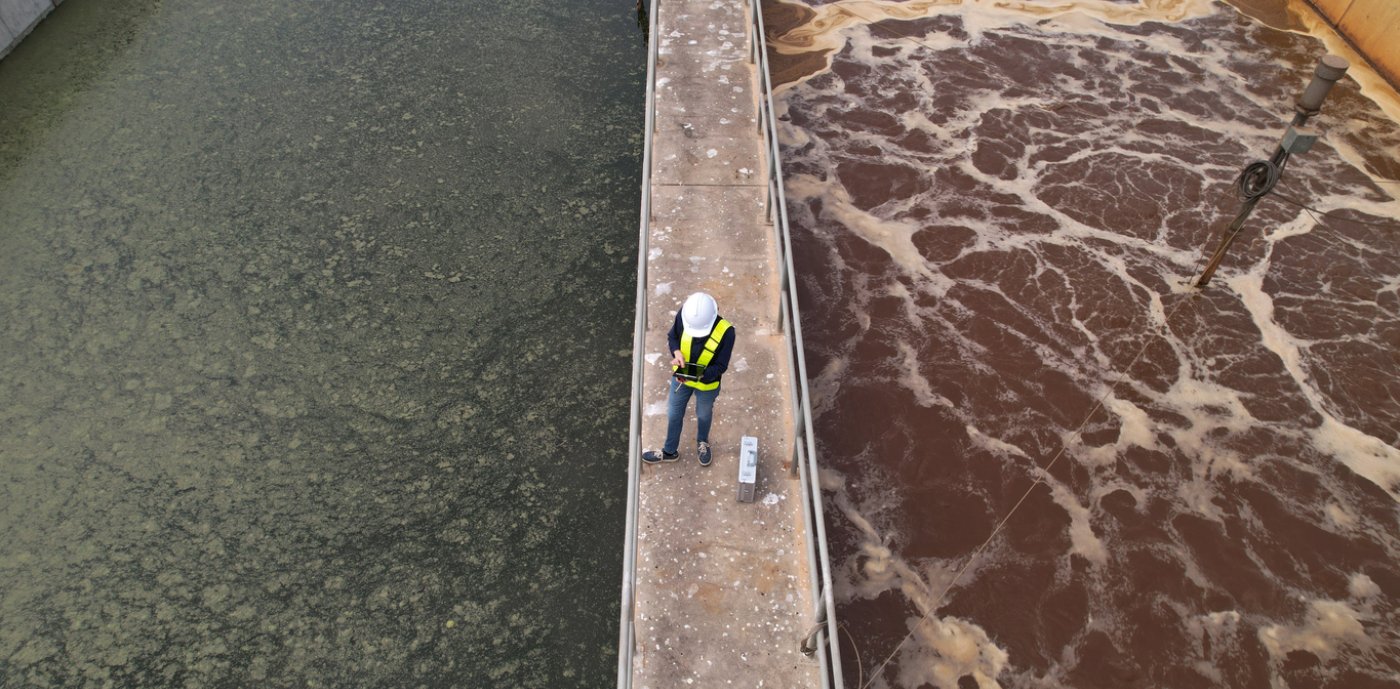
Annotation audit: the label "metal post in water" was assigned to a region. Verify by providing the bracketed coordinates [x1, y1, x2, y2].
[1195, 54, 1349, 287]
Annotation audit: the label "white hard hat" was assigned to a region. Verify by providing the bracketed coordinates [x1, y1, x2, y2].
[681, 292, 718, 338]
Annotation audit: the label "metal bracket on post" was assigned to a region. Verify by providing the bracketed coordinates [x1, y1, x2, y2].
[1281, 126, 1320, 154]
[779, 286, 790, 335]
[766, 177, 777, 224]
[747, 0, 757, 66]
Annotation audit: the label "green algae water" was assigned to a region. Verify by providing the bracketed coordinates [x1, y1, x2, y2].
[0, 0, 641, 685]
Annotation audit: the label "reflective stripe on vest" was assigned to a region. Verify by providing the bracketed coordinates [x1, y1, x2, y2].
[674, 319, 732, 391]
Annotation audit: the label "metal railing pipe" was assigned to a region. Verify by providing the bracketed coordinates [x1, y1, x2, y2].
[751, 0, 846, 683]
[617, 0, 661, 685]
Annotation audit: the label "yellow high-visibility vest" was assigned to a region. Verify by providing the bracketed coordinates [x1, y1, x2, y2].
[674, 319, 733, 391]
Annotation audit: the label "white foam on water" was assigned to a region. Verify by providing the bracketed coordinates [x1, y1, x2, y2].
[1044, 475, 1108, 565]
[1348, 573, 1380, 600]
[1228, 253, 1400, 500]
[897, 341, 955, 409]
[768, 0, 1219, 93]
[1258, 599, 1371, 662]
[1324, 502, 1357, 530]
[965, 424, 1028, 460]
[831, 493, 1013, 689]
[893, 615, 1010, 689]
[966, 423, 1109, 564]
[807, 352, 850, 419]
[786, 173, 949, 291]
[1074, 394, 1156, 466]
[774, 0, 1400, 683]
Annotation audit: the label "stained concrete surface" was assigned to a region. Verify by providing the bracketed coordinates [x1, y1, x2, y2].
[631, 0, 820, 685]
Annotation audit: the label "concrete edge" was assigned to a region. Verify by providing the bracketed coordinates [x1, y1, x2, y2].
[0, 0, 60, 62]
[1300, 0, 1400, 93]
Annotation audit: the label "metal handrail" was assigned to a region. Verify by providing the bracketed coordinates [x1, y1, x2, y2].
[748, 0, 845, 686]
[618, 0, 842, 686]
[617, 0, 660, 684]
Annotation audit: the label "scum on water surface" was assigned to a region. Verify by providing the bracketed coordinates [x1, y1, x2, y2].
[766, 0, 1400, 687]
[0, 0, 643, 685]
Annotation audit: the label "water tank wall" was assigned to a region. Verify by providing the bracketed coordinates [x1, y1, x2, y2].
[1305, 0, 1400, 89]
[0, 0, 60, 61]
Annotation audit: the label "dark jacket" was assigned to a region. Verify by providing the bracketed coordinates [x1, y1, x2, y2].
[667, 311, 736, 385]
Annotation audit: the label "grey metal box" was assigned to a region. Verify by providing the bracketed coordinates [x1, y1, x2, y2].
[1282, 125, 1320, 154]
[737, 436, 758, 502]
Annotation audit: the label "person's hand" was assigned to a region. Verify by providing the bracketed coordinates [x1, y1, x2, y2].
[671, 350, 684, 367]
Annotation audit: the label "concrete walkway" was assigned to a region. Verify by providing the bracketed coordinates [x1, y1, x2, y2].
[0, 0, 59, 59]
[631, 0, 820, 686]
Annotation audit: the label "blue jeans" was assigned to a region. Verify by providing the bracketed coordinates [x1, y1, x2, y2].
[663, 378, 720, 454]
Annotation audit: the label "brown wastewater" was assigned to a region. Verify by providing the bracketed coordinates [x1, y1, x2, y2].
[766, 0, 1400, 687]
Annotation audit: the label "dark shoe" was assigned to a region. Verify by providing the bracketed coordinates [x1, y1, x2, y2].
[643, 449, 679, 464]
[697, 442, 712, 467]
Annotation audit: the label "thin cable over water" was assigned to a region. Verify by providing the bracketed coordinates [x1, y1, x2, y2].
[1273, 192, 1400, 230]
[841, 622, 865, 689]
[856, 285, 1203, 688]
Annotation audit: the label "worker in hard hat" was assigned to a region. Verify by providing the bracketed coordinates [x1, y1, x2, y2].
[643, 292, 736, 467]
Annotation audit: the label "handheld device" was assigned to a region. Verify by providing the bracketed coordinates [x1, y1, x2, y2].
[674, 362, 705, 381]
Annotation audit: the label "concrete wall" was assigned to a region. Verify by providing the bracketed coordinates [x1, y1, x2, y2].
[0, 0, 60, 61]
[1305, 0, 1400, 89]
